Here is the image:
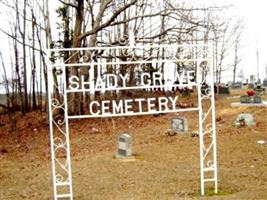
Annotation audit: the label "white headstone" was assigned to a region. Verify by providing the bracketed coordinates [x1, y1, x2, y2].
[236, 113, 255, 126]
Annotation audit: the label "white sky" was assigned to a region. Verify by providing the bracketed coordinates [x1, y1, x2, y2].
[216, 0, 267, 81]
[1, 0, 267, 84]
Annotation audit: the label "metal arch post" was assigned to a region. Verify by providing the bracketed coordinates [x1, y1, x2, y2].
[47, 50, 74, 200]
[62, 64, 74, 200]
[47, 49, 58, 200]
[197, 44, 218, 195]
[196, 58, 205, 195]
[209, 44, 218, 193]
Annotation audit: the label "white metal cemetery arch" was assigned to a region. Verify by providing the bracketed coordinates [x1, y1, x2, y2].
[47, 44, 218, 199]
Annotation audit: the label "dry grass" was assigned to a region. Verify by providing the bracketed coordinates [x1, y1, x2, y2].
[0, 90, 267, 199]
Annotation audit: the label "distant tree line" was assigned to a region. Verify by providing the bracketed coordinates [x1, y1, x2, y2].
[0, 0, 243, 121]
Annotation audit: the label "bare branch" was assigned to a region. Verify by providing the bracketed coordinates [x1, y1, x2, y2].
[109, 10, 167, 27]
[79, 0, 138, 40]
[0, 28, 45, 54]
[58, 0, 78, 8]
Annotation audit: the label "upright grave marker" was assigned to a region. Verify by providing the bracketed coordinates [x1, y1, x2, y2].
[166, 117, 188, 136]
[218, 86, 230, 95]
[231, 82, 242, 89]
[171, 117, 188, 134]
[47, 44, 218, 199]
[255, 84, 265, 95]
[240, 95, 249, 103]
[254, 96, 262, 103]
[117, 134, 132, 158]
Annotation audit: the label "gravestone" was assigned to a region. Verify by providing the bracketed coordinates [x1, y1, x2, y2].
[248, 83, 254, 89]
[263, 79, 267, 87]
[254, 84, 265, 95]
[253, 95, 262, 104]
[117, 134, 132, 157]
[171, 117, 188, 134]
[227, 81, 233, 87]
[232, 82, 242, 89]
[218, 86, 230, 95]
[236, 113, 255, 126]
[240, 95, 249, 103]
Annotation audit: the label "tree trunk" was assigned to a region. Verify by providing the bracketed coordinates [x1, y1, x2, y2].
[22, 0, 29, 112]
[32, 11, 37, 110]
[36, 25, 47, 111]
[15, 0, 25, 115]
[69, 0, 84, 114]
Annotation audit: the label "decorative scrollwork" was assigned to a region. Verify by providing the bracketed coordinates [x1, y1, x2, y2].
[55, 68, 63, 75]
[79, 54, 90, 63]
[54, 137, 67, 150]
[206, 160, 214, 168]
[118, 35, 129, 45]
[203, 123, 213, 137]
[51, 98, 62, 108]
[55, 174, 64, 183]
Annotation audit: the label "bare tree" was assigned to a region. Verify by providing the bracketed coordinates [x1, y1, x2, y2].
[0, 0, 244, 116]
[232, 20, 243, 83]
[0, 51, 16, 131]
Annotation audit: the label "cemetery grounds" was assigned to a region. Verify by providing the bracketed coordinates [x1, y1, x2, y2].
[0, 89, 267, 199]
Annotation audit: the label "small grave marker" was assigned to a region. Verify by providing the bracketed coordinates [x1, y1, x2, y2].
[253, 95, 262, 104]
[218, 86, 229, 95]
[117, 134, 132, 157]
[254, 85, 265, 95]
[227, 81, 233, 87]
[171, 117, 188, 133]
[236, 113, 255, 126]
[232, 82, 242, 89]
[166, 117, 188, 136]
[240, 95, 249, 103]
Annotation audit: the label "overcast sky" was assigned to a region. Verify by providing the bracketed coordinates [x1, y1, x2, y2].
[192, 0, 267, 81]
[216, 0, 267, 81]
[0, 0, 267, 84]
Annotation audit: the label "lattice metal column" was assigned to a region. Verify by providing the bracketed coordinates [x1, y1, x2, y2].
[47, 50, 73, 200]
[197, 45, 218, 195]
